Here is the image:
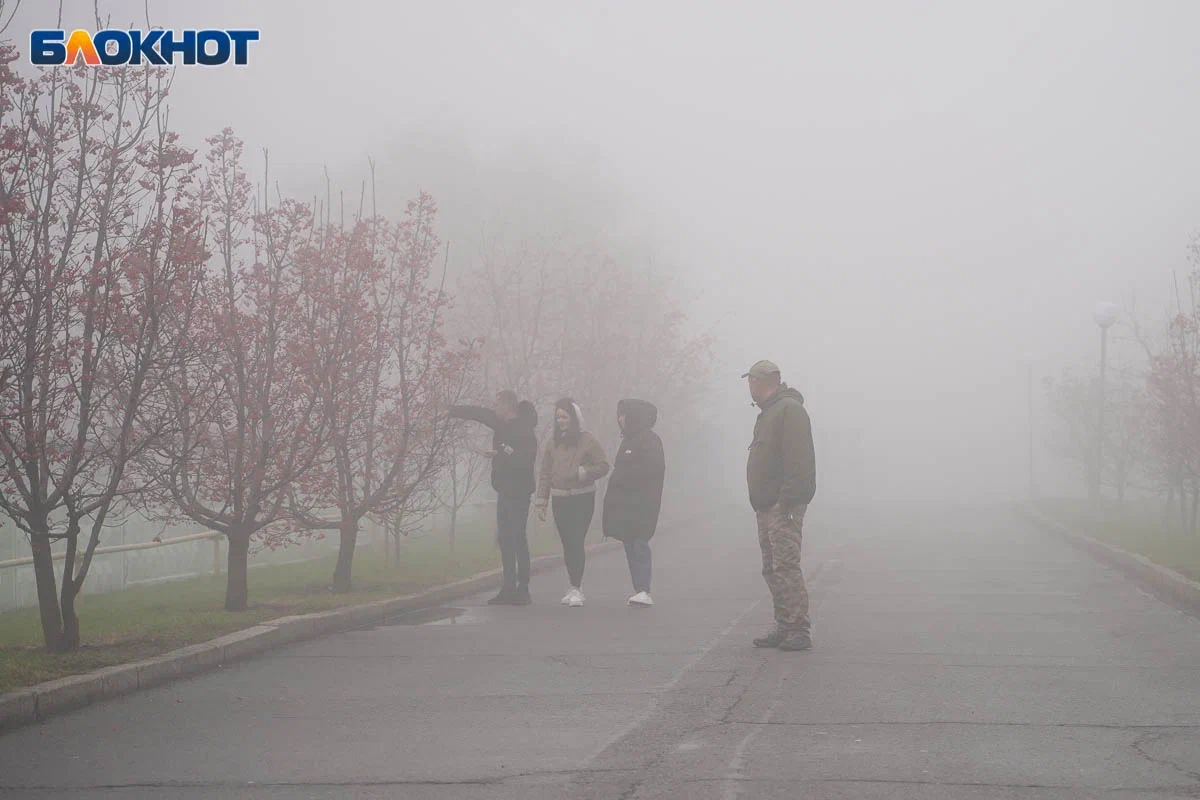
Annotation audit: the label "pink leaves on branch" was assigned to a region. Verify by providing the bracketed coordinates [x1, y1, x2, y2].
[0, 48, 215, 647]
[0, 34, 470, 612]
[134, 128, 466, 601]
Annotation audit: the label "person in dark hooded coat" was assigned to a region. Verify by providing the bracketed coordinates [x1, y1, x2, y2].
[449, 391, 538, 605]
[602, 399, 665, 607]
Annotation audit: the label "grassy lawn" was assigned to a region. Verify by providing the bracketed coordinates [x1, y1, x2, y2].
[0, 519, 565, 693]
[1033, 497, 1200, 582]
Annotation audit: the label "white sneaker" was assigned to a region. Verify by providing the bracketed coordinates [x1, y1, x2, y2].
[568, 588, 584, 607]
[561, 588, 575, 605]
[628, 591, 653, 607]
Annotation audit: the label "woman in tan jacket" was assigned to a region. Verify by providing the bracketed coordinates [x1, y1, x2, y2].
[537, 398, 609, 607]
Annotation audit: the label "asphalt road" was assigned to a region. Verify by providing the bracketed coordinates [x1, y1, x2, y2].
[2, 503, 1200, 798]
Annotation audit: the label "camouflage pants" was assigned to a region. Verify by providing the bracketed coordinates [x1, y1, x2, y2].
[756, 505, 810, 634]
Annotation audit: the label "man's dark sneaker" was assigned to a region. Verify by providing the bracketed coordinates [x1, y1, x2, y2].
[510, 586, 532, 605]
[487, 588, 515, 605]
[753, 627, 786, 648]
[778, 632, 812, 651]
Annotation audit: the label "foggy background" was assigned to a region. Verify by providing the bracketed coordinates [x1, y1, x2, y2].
[16, 0, 1200, 509]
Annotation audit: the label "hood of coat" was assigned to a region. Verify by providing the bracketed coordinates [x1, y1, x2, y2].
[618, 398, 658, 437]
[756, 384, 804, 410]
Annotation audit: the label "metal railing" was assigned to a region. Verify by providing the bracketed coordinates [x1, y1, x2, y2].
[0, 502, 498, 613]
[0, 530, 224, 571]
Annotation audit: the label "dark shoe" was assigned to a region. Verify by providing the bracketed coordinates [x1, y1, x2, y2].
[487, 588, 515, 605]
[753, 627, 786, 648]
[778, 632, 812, 651]
[510, 586, 531, 605]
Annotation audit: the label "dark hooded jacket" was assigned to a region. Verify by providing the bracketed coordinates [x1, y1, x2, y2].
[449, 400, 538, 496]
[602, 399, 666, 542]
[746, 384, 816, 512]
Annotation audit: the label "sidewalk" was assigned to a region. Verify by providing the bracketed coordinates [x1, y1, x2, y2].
[0, 510, 708, 732]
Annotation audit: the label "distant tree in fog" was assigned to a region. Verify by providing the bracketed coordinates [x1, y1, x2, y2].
[1044, 370, 1101, 493]
[460, 231, 713, 468]
[1103, 378, 1150, 507]
[1143, 272, 1200, 529]
[1043, 367, 1147, 508]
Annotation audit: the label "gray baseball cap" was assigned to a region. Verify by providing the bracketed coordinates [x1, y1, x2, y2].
[741, 360, 781, 380]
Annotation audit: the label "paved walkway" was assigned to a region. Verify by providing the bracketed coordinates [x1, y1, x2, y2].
[2, 504, 1199, 798]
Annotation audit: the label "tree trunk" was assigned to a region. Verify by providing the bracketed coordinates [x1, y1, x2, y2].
[58, 582, 81, 652]
[55, 521, 82, 652]
[1165, 478, 1176, 525]
[449, 463, 458, 556]
[1192, 481, 1200, 533]
[224, 529, 251, 611]
[332, 519, 358, 594]
[390, 511, 403, 565]
[1180, 473, 1189, 531]
[29, 531, 63, 651]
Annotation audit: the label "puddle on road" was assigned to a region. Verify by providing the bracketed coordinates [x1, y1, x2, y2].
[370, 606, 483, 628]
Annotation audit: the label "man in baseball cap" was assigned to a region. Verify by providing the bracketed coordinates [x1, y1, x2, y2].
[741, 359, 782, 380]
[744, 359, 817, 651]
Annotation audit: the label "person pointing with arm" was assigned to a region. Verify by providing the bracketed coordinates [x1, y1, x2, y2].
[448, 391, 538, 605]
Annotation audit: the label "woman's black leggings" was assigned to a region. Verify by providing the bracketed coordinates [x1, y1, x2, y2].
[552, 492, 595, 588]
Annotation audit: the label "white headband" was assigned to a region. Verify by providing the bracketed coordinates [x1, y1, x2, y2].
[571, 402, 584, 430]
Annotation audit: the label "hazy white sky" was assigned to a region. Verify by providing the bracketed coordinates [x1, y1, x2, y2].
[14, 0, 1200, 503]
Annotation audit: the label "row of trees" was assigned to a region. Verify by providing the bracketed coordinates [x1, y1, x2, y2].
[1045, 242, 1200, 528]
[1, 51, 713, 651]
[0, 51, 476, 649]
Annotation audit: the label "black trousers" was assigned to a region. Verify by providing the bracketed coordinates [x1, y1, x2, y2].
[496, 492, 532, 589]
[552, 492, 595, 588]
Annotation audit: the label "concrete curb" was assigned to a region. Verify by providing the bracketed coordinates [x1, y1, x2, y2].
[0, 525, 648, 734]
[1016, 503, 1200, 616]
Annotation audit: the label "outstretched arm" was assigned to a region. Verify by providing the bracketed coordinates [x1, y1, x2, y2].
[448, 405, 500, 431]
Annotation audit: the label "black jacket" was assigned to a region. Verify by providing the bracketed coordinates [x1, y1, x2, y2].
[449, 401, 538, 496]
[602, 399, 666, 542]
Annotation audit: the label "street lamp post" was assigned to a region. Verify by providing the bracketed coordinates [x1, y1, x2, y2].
[1023, 353, 1036, 499]
[1093, 302, 1119, 503]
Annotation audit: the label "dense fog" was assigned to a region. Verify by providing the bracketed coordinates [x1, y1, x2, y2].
[12, 0, 1200, 512]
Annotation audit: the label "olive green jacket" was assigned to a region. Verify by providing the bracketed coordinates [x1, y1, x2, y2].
[746, 385, 816, 512]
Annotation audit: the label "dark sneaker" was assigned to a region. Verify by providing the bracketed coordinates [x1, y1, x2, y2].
[510, 586, 532, 605]
[487, 588, 515, 605]
[778, 632, 812, 651]
[753, 627, 786, 648]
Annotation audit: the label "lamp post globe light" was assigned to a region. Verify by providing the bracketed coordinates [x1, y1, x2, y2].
[1094, 302, 1119, 330]
[1093, 302, 1119, 503]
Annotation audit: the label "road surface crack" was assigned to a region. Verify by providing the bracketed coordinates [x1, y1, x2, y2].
[718, 655, 769, 724]
[1131, 730, 1200, 787]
